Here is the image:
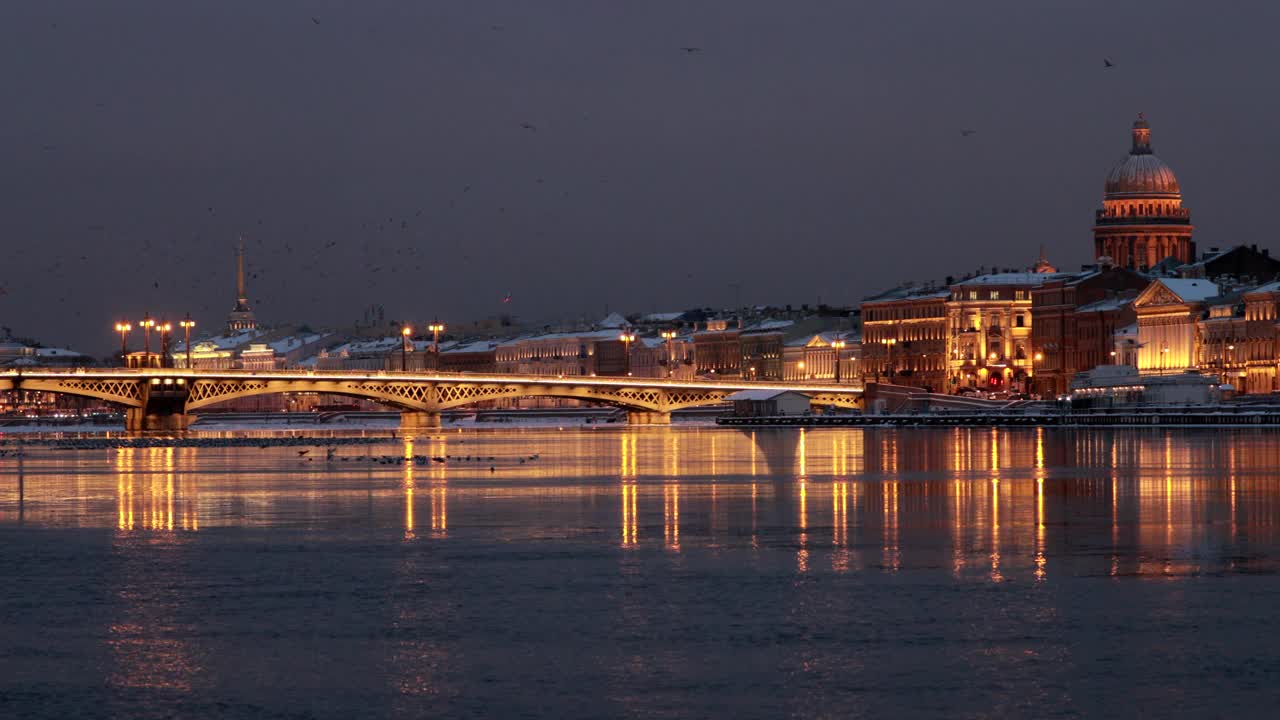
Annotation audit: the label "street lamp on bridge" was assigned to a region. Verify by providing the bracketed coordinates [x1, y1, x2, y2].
[428, 319, 445, 354]
[158, 322, 173, 369]
[832, 339, 847, 384]
[114, 322, 131, 366]
[139, 314, 156, 368]
[660, 330, 677, 377]
[619, 331, 636, 376]
[179, 314, 196, 369]
[401, 326, 413, 371]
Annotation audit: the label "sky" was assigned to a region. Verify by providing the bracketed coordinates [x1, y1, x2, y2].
[5, 1, 1280, 354]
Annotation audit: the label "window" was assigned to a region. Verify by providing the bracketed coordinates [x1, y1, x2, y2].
[990, 291, 1000, 300]
[1015, 314, 1025, 328]
[968, 291, 978, 300]
[1015, 290, 1027, 301]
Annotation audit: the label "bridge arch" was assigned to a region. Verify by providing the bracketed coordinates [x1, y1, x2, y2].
[7, 376, 147, 408]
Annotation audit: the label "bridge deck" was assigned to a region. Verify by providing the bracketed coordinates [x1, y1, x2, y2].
[1, 368, 861, 394]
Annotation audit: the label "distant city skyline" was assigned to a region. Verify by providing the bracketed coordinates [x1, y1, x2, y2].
[7, 2, 1280, 352]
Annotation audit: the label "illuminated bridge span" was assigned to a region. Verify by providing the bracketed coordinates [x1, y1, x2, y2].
[0, 368, 863, 431]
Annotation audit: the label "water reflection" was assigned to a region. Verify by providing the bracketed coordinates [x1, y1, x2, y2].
[5, 427, 1280, 581]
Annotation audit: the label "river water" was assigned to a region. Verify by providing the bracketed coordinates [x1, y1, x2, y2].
[2, 425, 1280, 718]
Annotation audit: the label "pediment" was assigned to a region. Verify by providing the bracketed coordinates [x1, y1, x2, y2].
[1133, 281, 1185, 308]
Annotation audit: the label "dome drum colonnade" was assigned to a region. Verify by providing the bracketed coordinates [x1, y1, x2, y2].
[1093, 114, 1194, 270]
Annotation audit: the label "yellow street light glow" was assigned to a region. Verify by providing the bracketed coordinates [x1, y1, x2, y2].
[402, 326, 412, 336]
[1034, 352, 1043, 361]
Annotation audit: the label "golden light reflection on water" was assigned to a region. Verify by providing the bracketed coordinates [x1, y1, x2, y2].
[112, 447, 199, 533]
[11, 427, 1280, 581]
[403, 438, 415, 541]
[663, 483, 680, 551]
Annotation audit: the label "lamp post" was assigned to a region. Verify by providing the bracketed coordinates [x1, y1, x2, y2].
[619, 332, 636, 376]
[660, 330, 677, 377]
[1032, 352, 1043, 396]
[401, 326, 412, 371]
[832, 339, 847, 384]
[179, 314, 195, 369]
[114, 322, 131, 367]
[882, 338, 896, 383]
[157, 322, 172, 368]
[139, 314, 155, 368]
[428, 319, 445, 354]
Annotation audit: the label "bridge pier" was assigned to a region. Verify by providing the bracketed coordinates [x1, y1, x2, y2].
[126, 408, 191, 433]
[627, 411, 671, 425]
[400, 411, 441, 431]
[126, 381, 191, 433]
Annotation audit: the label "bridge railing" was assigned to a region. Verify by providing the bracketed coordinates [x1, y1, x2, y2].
[2, 366, 862, 392]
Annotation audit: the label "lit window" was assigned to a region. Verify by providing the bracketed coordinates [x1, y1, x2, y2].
[990, 291, 1000, 300]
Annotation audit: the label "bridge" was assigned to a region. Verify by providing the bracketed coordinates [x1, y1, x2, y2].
[0, 368, 863, 431]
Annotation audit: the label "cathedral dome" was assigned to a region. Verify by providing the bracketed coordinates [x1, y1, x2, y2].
[1104, 115, 1181, 199]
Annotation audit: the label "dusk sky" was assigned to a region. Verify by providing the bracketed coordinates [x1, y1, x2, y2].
[6, 1, 1280, 352]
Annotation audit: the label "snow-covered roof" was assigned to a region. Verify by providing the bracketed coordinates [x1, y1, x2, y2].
[862, 286, 950, 303]
[1075, 297, 1133, 313]
[496, 328, 624, 347]
[267, 334, 325, 354]
[642, 312, 684, 323]
[1159, 278, 1219, 302]
[598, 312, 628, 328]
[784, 331, 854, 348]
[181, 329, 265, 352]
[34, 347, 85, 357]
[1246, 280, 1280, 295]
[444, 340, 498, 354]
[953, 272, 1079, 286]
[742, 319, 794, 333]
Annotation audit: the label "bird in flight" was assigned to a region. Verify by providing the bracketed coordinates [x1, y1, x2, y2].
[960, 129, 977, 137]
[680, 47, 702, 53]
[520, 122, 537, 131]
[1104, 58, 1115, 68]
[311, 17, 320, 25]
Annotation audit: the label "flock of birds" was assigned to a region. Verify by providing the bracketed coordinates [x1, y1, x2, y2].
[1, 435, 543, 473]
[10, 13, 1128, 334]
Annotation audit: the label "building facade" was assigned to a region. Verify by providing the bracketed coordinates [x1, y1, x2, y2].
[1093, 115, 1195, 270]
[1130, 278, 1219, 374]
[783, 333, 860, 384]
[859, 287, 949, 391]
[1030, 266, 1149, 396]
[948, 273, 1066, 392]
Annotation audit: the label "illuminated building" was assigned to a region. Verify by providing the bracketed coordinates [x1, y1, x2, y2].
[1030, 265, 1148, 396]
[783, 332, 860, 383]
[1093, 115, 1195, 269]
[948, 272, 1072, 392]
[737, 320, 793, 380]
[495, 329, 628, 376]
[860, 286, 948, 390]
[1130, 278, 1218, 374]
[238, 343, 283, 371]
[693, 319, 742, 376]
[226, 239, 257, 333]
[1199, 294, 1247, 387]
[1243, 282, 1280, 393]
